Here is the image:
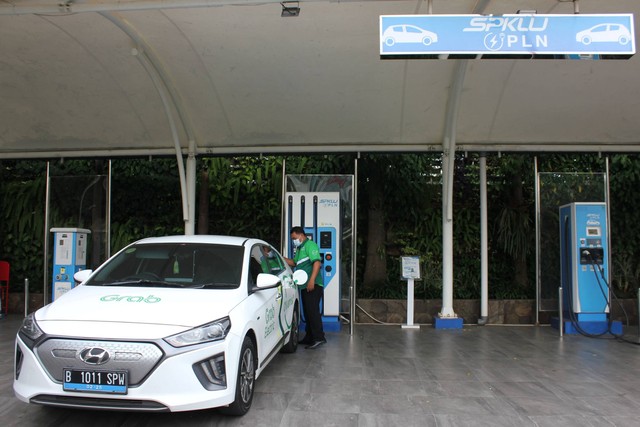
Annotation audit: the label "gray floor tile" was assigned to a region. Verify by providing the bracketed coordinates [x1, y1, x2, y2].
[307, 377, 364, 395]
[602, 416, 640, 427]
[527, 415, 616, 427]
[426, 396, 520, 417]
[487, 381, 559, 398]
[359, 379, 433, 396]
[577, 395, 640, 417]
[505, 395, 592, 416]
[358, 412, 438, 427]
[437, 380, 496, 397]
[287, 392, 360, 413]
[435, 413, 537, 427]
[280, 410, 358, 427]
[359, 394, 428, 415]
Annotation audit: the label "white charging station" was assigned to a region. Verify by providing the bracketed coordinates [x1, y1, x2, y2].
[285, 192, 341, 331]
[51, 227, 91, 301]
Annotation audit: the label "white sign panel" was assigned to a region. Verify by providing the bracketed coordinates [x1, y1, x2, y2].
[401, 256, 421, 280]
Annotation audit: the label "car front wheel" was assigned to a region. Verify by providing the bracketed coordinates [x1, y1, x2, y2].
[221, 336, 256, 416]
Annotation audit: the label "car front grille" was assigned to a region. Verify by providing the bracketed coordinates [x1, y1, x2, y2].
[35, 339, 163, 386]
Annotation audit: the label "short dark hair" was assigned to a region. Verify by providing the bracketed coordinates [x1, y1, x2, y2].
[290, 226, 305, 235]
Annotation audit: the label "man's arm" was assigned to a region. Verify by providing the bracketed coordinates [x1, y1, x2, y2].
[307, 260, 321, 292]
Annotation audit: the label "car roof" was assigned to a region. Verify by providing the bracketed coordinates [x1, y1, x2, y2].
[132, 235, 259, 247]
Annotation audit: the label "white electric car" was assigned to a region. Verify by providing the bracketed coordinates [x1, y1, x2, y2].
[14, 235, 303, 415]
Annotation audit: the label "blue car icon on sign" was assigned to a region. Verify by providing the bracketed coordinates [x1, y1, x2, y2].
[576, 23, 632, 45]
[383, 25, 438, 47]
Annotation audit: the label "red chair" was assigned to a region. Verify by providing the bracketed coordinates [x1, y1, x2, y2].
[0, 261, 9, 315]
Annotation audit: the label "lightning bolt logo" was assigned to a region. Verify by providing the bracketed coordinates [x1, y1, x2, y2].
[484, 32, 503, 51]
[489, 34, 499, 49]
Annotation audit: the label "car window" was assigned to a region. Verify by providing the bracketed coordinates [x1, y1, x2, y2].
[248, 245, 285, 286]
[406, 26, 421, 34]
[86, 243, 243, 289]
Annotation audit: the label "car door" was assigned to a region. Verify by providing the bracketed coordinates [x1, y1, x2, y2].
[268, 249, 297, 339]
[248, 244, 281, 360]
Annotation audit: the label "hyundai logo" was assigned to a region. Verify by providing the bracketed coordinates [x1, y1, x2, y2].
[80, 347, 110, 365]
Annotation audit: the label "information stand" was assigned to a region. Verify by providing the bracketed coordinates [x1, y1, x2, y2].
[401, 256, 421, 329]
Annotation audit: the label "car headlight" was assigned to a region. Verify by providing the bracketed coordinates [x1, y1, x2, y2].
[164, 317, 231, 348]
[19, 313, 44, 344]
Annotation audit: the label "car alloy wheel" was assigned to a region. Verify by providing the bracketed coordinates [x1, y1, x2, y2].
[239, 346, 255, 404]
[221, 336, 256, 415]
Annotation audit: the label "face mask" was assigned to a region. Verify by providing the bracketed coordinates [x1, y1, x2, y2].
[292, 238, 302, 248]
[267, 251, 275, 258]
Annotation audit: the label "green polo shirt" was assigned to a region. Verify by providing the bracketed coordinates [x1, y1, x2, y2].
[293, 239, 323, 289]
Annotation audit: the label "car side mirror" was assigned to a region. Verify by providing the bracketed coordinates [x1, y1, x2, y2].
[73, 269, 93, 285]
[255, 273, 280, 290]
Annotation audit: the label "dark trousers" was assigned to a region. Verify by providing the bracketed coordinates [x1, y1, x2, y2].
[301, 285, 325, 342]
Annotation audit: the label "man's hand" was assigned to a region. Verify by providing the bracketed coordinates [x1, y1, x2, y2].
[306, 282, 315, 292]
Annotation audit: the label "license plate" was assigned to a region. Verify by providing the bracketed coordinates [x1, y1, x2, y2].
[63, 369, 128, 394]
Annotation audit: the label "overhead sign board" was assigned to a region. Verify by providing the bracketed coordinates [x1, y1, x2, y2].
[380, 14, 635, 59]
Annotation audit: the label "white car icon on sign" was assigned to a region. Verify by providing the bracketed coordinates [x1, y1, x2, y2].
[383, 25, 438, 47]
[576, 23, 632, 45]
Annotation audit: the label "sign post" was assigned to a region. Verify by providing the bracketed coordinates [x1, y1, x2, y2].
[380, 14, 635, 60]
[401, 256, 421, 329]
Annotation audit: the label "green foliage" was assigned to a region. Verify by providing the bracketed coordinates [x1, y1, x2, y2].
[609, 154, 640, 297]
[0, 164, 47, 292]
[3, 153, 640, 302]
[110, 158, 184, 251]
[204, 156, 283, 243]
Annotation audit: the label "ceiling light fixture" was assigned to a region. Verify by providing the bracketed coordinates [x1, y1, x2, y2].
[281, 2, 300, 17]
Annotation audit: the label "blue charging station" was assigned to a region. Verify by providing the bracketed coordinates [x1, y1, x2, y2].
[286, 192, 341, 332]
[51, 227, 91, 301]
[554, 203, 621, 335]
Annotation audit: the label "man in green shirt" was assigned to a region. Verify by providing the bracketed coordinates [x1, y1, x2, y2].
[285, 226, 326, 349]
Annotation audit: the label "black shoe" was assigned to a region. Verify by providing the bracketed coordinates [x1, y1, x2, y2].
[305, 339, 327, 350]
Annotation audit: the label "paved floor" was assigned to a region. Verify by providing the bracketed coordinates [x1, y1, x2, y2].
[2, 314, 640, 426]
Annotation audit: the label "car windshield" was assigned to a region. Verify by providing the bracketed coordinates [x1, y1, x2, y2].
[86, 243, 244, 289]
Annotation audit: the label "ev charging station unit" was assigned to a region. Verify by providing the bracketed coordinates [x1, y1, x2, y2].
[50, 227, 91, 302]
[554, 203, 621, 335]
[285, 192, 341, 332]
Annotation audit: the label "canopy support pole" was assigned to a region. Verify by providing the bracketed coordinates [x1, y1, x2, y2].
[100, 12, 197, 234]
[479, 153, 488, 325]
[438, 59, 468, 326]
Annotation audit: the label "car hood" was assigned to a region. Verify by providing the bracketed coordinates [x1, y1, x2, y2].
[35, 285, 244, 338]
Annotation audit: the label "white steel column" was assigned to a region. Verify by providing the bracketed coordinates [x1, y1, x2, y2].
[439, 59, 468, 319]
[185, 140, 197, 235]
[101, 12, 196, 234]
[439, 0, 489, 325]
[479, 154, 488, 324]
